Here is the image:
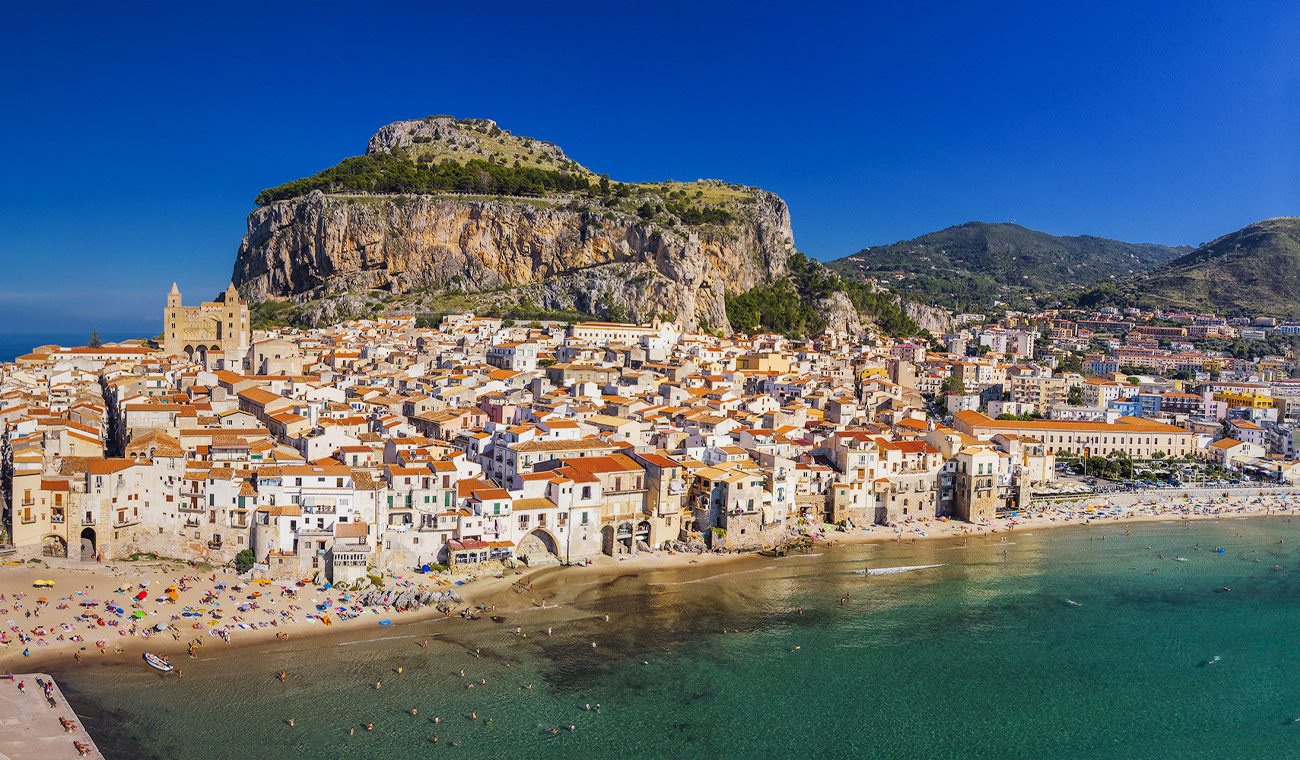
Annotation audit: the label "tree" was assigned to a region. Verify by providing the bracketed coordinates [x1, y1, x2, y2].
[939, 376, 966, 396]
[1068, 386, 1084, 406]
[87, 329, 103, 348]
[234, 549, 256, 574]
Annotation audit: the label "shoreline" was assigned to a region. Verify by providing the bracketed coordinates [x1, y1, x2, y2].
[6, 488, 1300, 674]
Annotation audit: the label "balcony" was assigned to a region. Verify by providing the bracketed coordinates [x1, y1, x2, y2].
[20, 515, 36, 525]
[183, 518, 201, 529]
[114, 518, 139, 528]
[82, 514, 96, 525]
[178, 503, 205, 513]
[51, 514, 65, 524]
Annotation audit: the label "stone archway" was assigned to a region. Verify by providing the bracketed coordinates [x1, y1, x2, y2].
[183, 344, 195, 360]
[616, 522, 634, 552]
[517, 529, 560, 566]
[42, 535, 67, 559]
[80, 527, 97, 562]
[601, 525, 616, 556]
[635, 520, 652, 548]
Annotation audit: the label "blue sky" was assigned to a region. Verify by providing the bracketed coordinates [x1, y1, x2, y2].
[1, 1, 1297, 334]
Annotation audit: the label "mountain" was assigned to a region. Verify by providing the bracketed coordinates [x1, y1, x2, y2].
[233, 115, 939, 337]
[234, 115, 801, 333]
[1095, 217, 1300, 319]
[824, 222, 1190, 309]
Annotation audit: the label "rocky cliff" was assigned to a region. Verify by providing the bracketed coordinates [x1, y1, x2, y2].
[233, 187, 795, 333]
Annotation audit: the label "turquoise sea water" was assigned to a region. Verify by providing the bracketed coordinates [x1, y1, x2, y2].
[51, 518, 1300, 758]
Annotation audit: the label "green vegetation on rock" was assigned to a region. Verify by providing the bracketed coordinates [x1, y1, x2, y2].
[256, 154, 591, 205]
[726, 252, 921, 338]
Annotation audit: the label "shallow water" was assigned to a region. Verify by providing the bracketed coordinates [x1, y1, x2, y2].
[53, 518, 1300, 758]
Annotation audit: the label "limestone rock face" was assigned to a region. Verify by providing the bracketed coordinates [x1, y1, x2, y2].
[815, 291, 865, 335]
[232, 189, 795, 333]
[902, 299, 952, 334]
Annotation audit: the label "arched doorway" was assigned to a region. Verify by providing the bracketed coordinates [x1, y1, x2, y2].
[601, 525, 616, 555]
[616, 522, 634, 552]
[42, 535, 67, 559]
[80, 528, 96, 562]
[517, 529, 560, 565]
[635, 520, 652, 548]
[183, 344, 194, 360]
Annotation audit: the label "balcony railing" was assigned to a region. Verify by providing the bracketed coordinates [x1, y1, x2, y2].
[51, 514, 65, 524]
[114, 518, 139, 528]
[83, 515, 96, 525]
[179, 503, 205, 513]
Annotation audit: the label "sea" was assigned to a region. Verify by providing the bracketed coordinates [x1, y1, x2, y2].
[0, 332, 148, 363]
[48, 518, 1300, 759]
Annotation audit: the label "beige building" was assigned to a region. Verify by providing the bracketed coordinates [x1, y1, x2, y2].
[1010, 375, 1068, 413]
[163, 283, 251, 366]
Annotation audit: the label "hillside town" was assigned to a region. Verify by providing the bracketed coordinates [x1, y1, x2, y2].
[3, 285, 1299, 583]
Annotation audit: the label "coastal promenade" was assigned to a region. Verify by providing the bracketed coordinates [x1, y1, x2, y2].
[0, 673, 102, 759]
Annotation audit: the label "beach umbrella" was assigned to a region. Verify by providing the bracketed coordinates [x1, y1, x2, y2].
[37, 597, 47, 602]
[133, 611, 145, 618]
[166, 591, 179, 601]
[154, 622, 168, 631]
[135, 591, 147, 600]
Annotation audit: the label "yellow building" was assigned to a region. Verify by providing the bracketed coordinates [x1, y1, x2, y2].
[163, 283, 250, 365]
[737, 352, 791, 373]
[1213, 391, 1278, 410]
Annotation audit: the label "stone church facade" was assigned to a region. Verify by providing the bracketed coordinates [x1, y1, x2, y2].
[162, 283, 251, 367]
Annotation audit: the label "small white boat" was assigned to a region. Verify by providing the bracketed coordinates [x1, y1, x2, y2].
[143, 652, 173, 672]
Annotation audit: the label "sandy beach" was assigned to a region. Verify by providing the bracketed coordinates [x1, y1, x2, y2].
[5, 486, 1299, 674]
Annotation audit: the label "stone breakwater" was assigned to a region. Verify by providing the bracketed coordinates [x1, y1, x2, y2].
[347, 587, 463, 611]
[0, 673, 103, 759]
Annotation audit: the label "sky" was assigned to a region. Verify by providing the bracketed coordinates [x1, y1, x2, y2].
[1, 1, 1298, 334]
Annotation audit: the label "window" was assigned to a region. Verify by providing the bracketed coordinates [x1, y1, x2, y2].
[581, 512, 589, 525]
[581, 486, 591, 499]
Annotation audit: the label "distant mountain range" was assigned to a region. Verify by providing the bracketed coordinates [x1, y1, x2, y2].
[824, 222, 1191, 309]
[1096, 217, 1300, 319]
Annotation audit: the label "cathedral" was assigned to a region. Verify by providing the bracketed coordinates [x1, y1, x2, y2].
[162, 283, 251, 366]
